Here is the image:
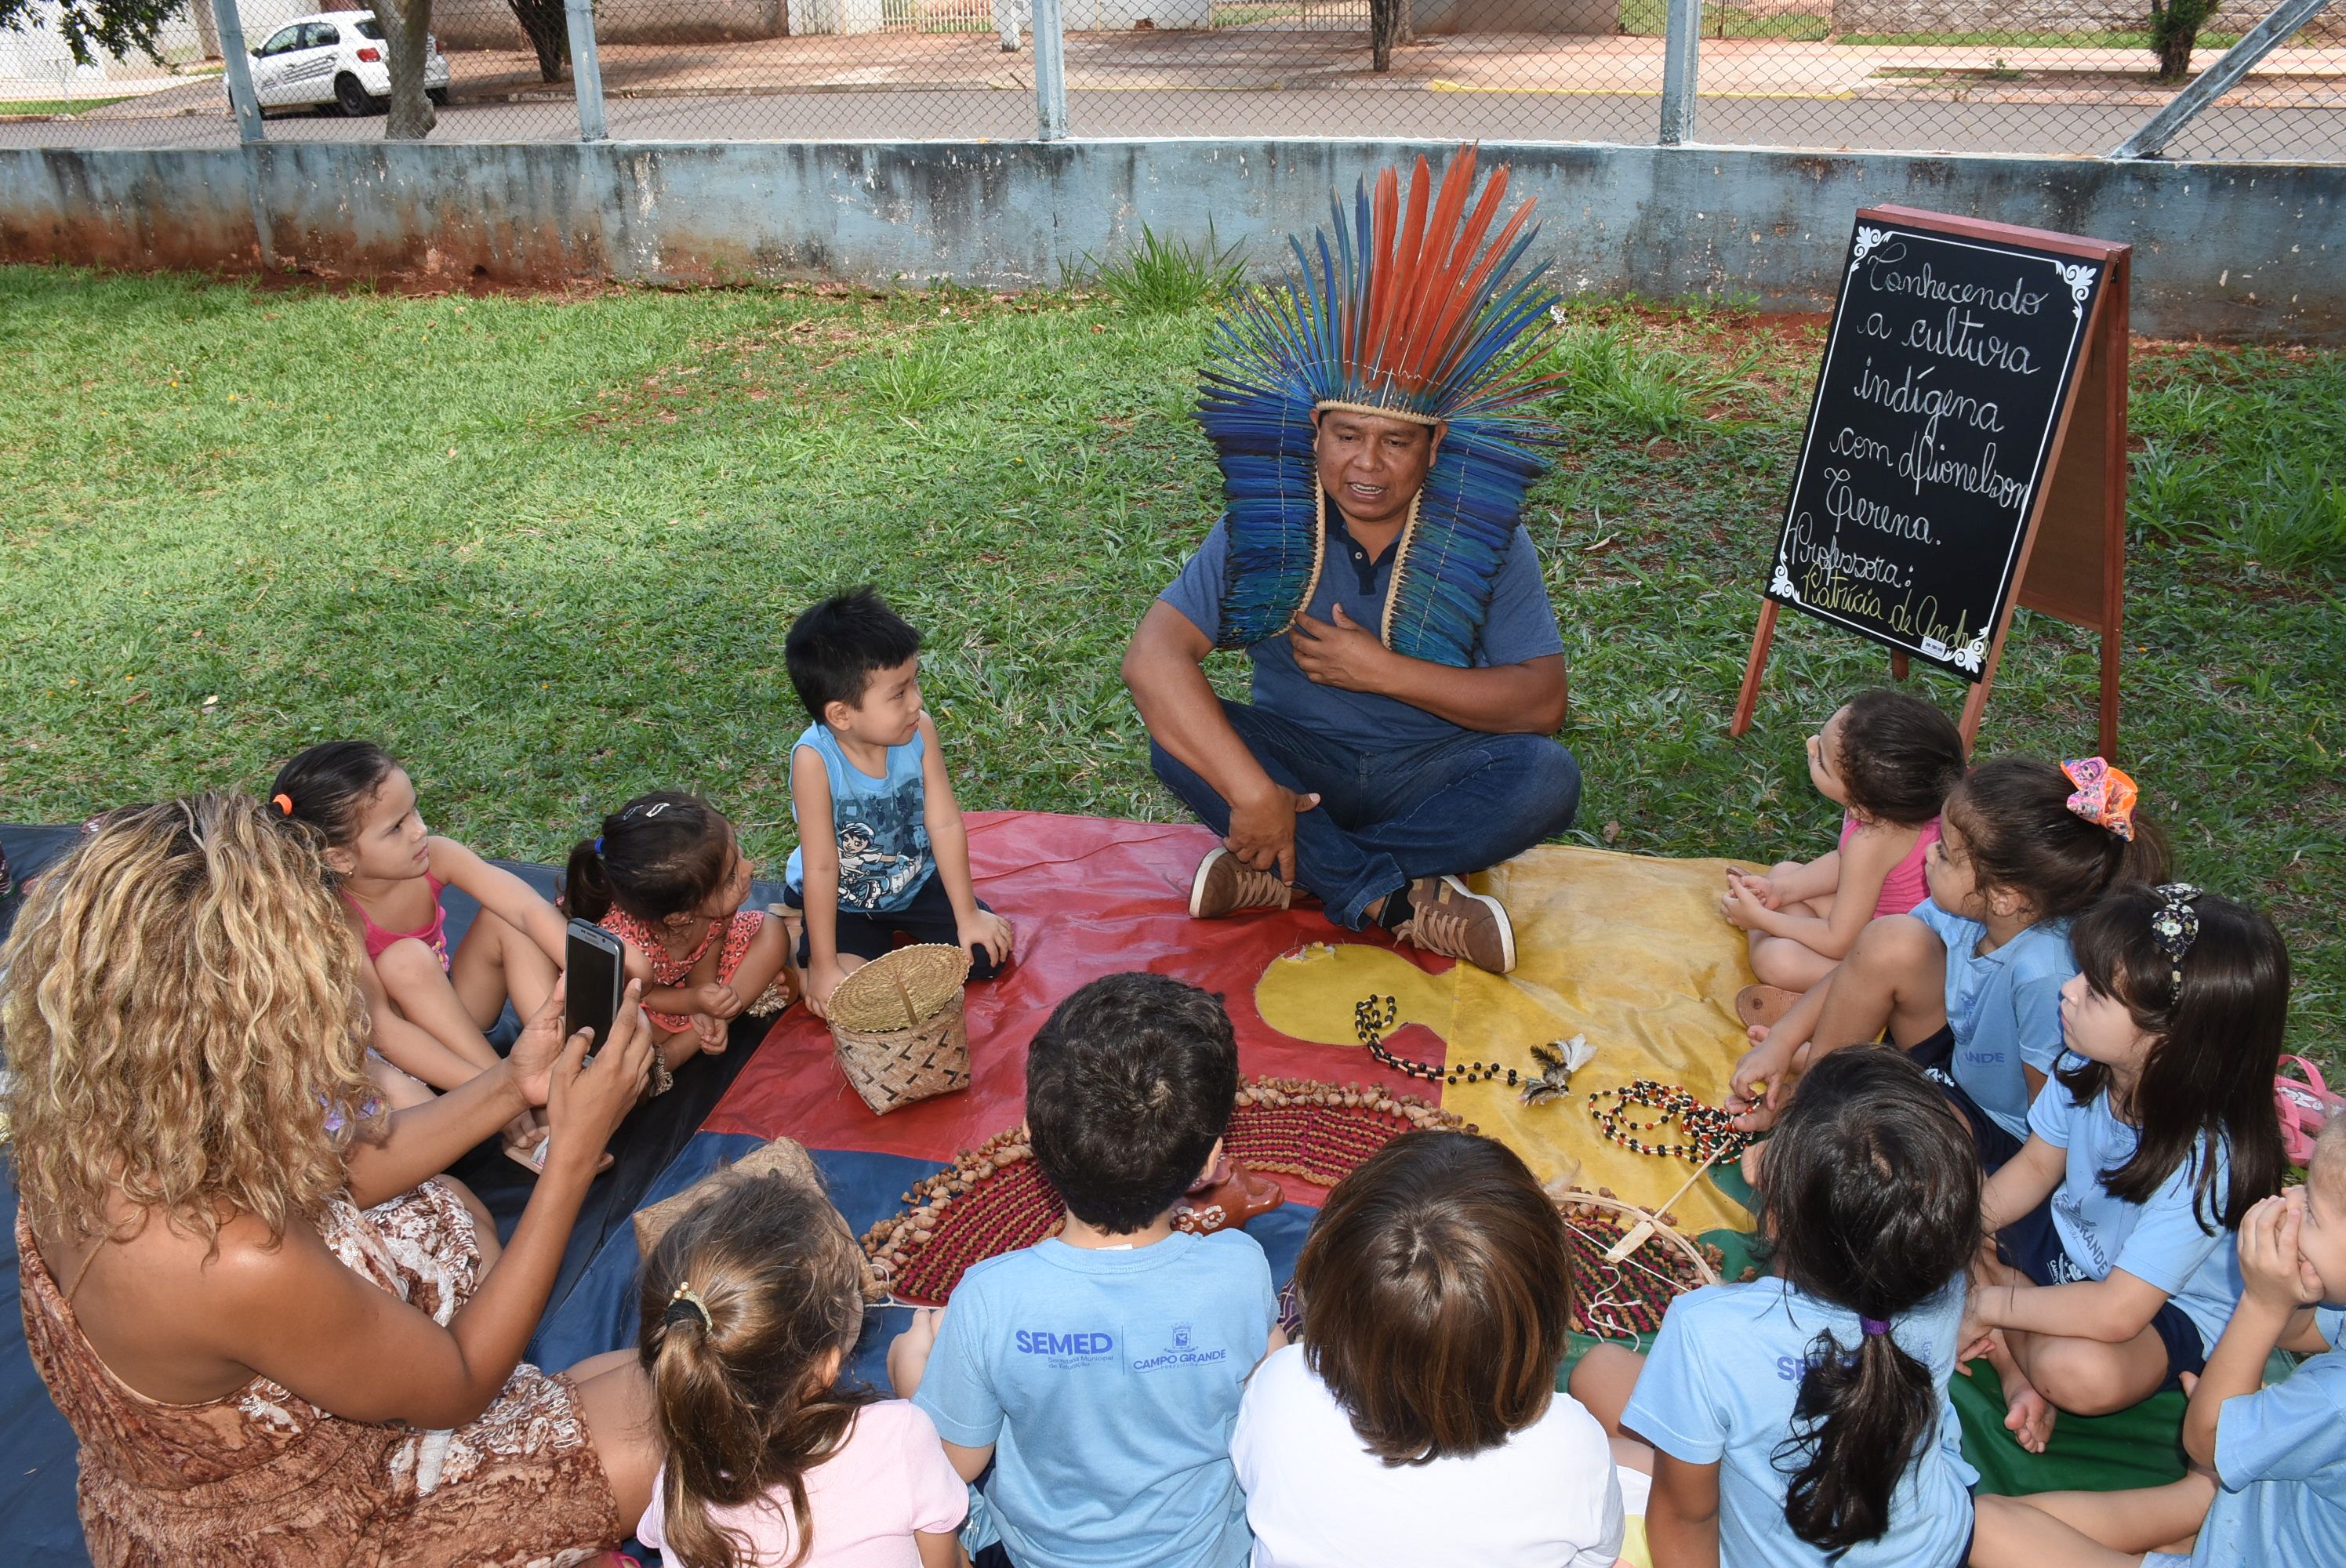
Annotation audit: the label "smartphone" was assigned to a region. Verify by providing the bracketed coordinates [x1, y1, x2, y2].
[565, 918, 626, 1051]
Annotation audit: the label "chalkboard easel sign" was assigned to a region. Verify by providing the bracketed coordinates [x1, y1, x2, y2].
[1730, 206, 2131, 757]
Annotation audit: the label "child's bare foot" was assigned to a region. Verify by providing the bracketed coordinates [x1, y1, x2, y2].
[1998, 1354, 2057, 1454]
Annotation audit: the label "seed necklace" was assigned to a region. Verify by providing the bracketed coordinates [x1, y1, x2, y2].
[1586, 1079, 1752, 1164]
[1353, 996, 1518, 1089]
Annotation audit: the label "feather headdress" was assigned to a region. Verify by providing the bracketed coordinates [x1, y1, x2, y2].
[1197, 145, 1563, 666]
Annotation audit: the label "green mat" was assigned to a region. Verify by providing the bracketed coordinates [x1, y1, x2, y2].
[1563, 1162, 2192, 1496]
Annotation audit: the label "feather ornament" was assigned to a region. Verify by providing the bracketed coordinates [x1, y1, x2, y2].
[1196, 146, 1565, 665]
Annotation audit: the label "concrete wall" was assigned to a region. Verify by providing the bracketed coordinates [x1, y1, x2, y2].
[0, 140, 2338, 339]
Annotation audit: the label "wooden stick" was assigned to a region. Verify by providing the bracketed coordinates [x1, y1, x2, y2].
[1603, 1143, 1730, 1265]
[1730, 600, 1779, 738]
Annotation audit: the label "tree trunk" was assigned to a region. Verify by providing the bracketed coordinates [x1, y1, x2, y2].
[509, 0, 572, 82]
[1369, 0, 1404, 72]
[376, 0, 438, 138]
[2148, 0, 2212, 83]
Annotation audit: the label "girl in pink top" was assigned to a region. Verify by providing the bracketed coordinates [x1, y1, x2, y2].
[273, 742, 571, 1149]
[640, 1171, 968, 1568]
[1723, 689, 1965, 994]
[562, 791, 794, 1075]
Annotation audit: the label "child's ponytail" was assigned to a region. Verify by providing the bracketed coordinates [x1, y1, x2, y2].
[1947, 757, 2167, 922]
[1760, 1047, 1982, 1554]
[638, 1172, 872, 1568]
[1781, 1319, 1939, 1551]
[562, 791, 733, 927]
[562, 837, 616, 922]
[649, 1295, 772, 1568]
[268, 741, 400, 852]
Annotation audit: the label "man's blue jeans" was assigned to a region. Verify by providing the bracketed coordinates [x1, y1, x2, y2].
[1149, 701, 1582, 931]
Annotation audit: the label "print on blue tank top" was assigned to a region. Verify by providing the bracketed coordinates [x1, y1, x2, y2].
[784, 724, 933, 915]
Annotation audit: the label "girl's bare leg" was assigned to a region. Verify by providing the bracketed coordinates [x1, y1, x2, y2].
[1970, 1474, 2213, 1567]
[377, 938, 504, 1073]
[1810, 912, 1948, 1053]
[1567, 1344, 1647, 1439]
[451, 909, 560, 1032]
[1751, 931, 1841, 992]
[2010, 1318, 2177, 1418]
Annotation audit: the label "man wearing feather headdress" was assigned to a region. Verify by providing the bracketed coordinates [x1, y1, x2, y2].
[1123, 147, 1580, 975]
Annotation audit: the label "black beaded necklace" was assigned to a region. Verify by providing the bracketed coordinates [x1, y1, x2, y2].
[1353, 996, 1519, 1089]
[1586, 1079, 1752, 1163]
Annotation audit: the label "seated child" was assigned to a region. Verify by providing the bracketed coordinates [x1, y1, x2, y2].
[1970, 1116, 2346, 1566]
[564, 790, 793, 1079]
[1963, 884, 2290, 1455]
[640, 1169, 968, 1568]
[1730, 756, 2163, 1176]
[1724, 688, 1966, 996]
[1232, 1129, 1625, 1568]
[1573, 1046, 1982, 1568]
[273, 742, 569, 1151]
[888, 972, 1278, 1568]
[780, 587, 1015, 1018]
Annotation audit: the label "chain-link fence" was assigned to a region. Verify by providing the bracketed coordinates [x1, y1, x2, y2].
[3, 0, 2340, 154]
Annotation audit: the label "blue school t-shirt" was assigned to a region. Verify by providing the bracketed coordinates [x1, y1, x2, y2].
[2178, 1341, 2346, 1566]
[1911, 901, 2072, 1143]
[783, 722, 932, 913]
[913, 1231, 1278, 1568]
[2026, 1065, 2244, 1356]
[1157, 513, 1565, 757]
[1621, 1274, 1977, 1568]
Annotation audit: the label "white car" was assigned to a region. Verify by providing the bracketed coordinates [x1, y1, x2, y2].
[243, 11, 452, 116]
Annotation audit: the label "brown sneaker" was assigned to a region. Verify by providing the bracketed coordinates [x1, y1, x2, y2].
[1189, 847, 1294, 920]
[1393, 874, 1517, 974]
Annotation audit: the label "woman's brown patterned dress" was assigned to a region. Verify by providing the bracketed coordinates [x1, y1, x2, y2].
[17, 1179, 623, 1567]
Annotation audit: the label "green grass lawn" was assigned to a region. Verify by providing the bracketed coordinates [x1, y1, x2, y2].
[2, 267, 2340, 1056]
[0, 96, 137, 118]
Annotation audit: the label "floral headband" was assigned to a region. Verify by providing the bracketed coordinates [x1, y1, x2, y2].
[2148, 883, 2202, 989]
[2061, 757, 2138, 842]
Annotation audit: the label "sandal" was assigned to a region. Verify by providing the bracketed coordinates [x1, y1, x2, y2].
[2276, 1055, 2345, 1167]
[1734, 984, 1800, 1032]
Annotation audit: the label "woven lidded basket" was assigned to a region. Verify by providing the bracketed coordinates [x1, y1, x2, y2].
[829, 943, 973, 1115]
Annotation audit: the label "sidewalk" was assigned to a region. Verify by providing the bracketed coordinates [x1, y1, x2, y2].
[49, 28, 2346, 122]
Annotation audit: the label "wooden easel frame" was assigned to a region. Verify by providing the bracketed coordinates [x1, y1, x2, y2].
[1730, 208, 2131, 760]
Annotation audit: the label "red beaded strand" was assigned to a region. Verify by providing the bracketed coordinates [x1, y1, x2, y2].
[1585, 1080, 1752, 1163]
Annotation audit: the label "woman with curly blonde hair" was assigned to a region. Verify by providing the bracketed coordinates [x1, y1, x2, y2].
[4, 793, 663, 1567]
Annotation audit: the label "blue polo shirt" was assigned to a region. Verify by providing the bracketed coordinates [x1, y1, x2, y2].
[1621, 1273, 1976, 1568]
[2175, 1339, 2346, 1567]
[2027, 1065, 2242, 1356]
[913, 1230, 1277, 1568]
[1159, 510, 1564, 756]
[1912, 901, 2074, 1143]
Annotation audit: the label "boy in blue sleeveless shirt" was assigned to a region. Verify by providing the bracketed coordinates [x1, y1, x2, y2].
[890, 975, 1281, 1568]
[782, 586, 1015, 1018]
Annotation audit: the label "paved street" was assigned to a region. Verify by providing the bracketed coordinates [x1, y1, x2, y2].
[7, 30, 2342, 158]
